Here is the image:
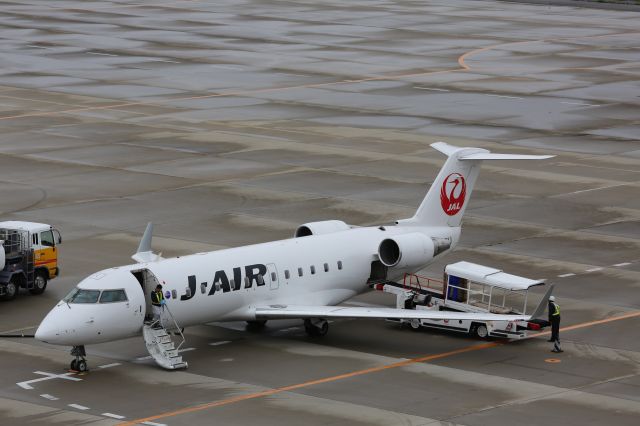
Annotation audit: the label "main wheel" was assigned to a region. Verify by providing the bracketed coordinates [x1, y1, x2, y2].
[474, 323, 488, 339]
[30, 273, 47, 295]
[70, 359, 78, 371]
[304, 319, 328, 337]
[2, 278, 18, 301]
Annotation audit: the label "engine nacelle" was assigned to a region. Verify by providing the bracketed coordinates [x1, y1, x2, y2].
[378, 232, 435, 269]
[294, 220, 351, 238]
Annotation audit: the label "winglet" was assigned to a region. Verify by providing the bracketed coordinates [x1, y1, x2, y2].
[530, 284, 554, 319]
[132, 222, 162, 263]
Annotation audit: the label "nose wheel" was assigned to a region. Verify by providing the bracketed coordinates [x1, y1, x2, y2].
[70, 345, 88, 372]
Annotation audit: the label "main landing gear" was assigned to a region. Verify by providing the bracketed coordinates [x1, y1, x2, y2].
[304, 318, 329, 337]
[70, 345, 88, 372]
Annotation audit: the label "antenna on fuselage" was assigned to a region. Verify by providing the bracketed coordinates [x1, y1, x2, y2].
[132, 222, 163, 263]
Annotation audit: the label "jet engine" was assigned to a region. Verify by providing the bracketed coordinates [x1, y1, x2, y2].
[378, 232, 435, 269]
[294, 220, 351, 237]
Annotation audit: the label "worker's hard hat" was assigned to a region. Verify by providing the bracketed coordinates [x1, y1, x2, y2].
[549, 295, 555, 301]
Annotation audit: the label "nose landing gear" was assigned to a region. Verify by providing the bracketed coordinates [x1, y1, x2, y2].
[70, 345, 88, 372]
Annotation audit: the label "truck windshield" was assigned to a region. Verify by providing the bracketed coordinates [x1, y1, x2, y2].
[63, 288, 100, 304]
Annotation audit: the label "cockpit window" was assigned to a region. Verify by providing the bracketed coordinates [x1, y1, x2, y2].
[63, 288, 100, 304]
[99, 289, 128, 303]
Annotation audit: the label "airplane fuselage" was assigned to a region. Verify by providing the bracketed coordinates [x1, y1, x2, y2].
[36, 224, 458, 346]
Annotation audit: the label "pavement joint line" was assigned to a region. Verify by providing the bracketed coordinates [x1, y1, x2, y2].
[119, 310, 640, 426]
[486, 94, 524, 100]
[141, 422, 167, 426]
[414, 86, 450, 91]
[68, 403, 90, 411]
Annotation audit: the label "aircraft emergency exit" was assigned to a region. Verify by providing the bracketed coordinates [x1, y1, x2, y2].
[36, 142, 554, 371]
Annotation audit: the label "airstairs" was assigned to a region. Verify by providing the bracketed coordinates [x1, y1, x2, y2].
[142, 305, 188, 370]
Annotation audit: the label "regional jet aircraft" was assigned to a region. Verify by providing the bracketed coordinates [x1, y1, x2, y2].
[36, 142, 553, 371]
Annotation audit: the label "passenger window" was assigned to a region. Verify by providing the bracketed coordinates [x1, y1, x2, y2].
[285, 270, 290, 279]
[271, 272, 277, 281]
[245, 276, 250, 287]
[172, 289, 177, 299]
[99, 289, 128, 303]
[40, 230, 54, 247]
[337, 261, 343, 270]
[298, 267, 303, 277]
[257, 275, 264, 285]
[201, 283, 207, 294]
[310, 265, 316, 275]
[324, 263, 329, 272]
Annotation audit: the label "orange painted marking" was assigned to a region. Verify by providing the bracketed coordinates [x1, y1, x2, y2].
[119, 310, 640, 425]
[545, 358, 561, 363]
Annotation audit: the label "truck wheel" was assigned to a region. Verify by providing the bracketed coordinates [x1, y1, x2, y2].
[2, 278, 18, 301]
[474, 323, 488, 339]
[409, 318, 421, 331]
[30, 273, 47, 295]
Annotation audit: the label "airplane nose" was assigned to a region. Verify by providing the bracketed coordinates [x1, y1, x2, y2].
[35, 321, 56, 343]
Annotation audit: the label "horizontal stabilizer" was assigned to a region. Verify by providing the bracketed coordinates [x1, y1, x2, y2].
[459, 153, 554, 160]
[255, 304, 531, 322]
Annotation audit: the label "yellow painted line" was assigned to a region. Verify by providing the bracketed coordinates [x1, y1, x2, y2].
[120, 311, 640, 425]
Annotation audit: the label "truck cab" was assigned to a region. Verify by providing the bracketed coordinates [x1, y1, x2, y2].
[0, 221, 62, 301]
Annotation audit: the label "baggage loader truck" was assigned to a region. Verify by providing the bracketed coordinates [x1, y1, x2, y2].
[372, 261, 550, 338]
[0, 221, 62, 301]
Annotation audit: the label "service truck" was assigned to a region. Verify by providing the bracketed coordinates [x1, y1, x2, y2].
[372, 261, 550, 339]
[0, 221, 62, 301]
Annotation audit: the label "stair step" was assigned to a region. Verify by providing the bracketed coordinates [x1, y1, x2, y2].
[169, 355, 183, 364]
[160, 341, 175, 350]
[156, 336, 172, 344]
[171, 362, 188, 369]
[163, 349, 178, 357]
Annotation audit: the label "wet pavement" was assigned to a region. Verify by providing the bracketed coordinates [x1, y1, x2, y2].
[0, 0, 639, 425]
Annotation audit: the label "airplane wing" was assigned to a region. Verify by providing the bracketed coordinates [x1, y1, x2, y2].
[255, 285, 554, 322]
[255, 305, 529, 322]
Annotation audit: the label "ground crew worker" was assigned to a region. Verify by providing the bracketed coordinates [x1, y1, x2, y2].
[548, 295, 563, 353]
[150, 284, 165, 325]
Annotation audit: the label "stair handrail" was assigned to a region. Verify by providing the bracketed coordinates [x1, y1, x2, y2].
[161, 304, 186, 351]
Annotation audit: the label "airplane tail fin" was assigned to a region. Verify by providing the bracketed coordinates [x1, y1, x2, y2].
[399, 142, 553, 228]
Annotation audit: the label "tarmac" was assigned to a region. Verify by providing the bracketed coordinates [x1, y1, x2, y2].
[0, 0, 639, 425]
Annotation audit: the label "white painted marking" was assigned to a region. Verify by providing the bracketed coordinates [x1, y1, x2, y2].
[97, 363, 121, 369]
[220, 358, 234, 362]
[276, 327, 301, 333]
[87, 52, 118, 57]
[560, 101, 599, 107]
[68, 404, 90, 410]
[613, 262, 631, 267]
[486, 94, 523, 100]
[414, 86, 449, 92]
[557, 273, 575, 278]
[142, 421, 167, 426]
[153, 59, 181, 64]
[26, 44, 49, 49]
[102, 413, 125, 419]
[585, 267, 603, 272]
[40, 394, 59, 400]
[17, 371, 82, 390]
[209, 340, 231, 346]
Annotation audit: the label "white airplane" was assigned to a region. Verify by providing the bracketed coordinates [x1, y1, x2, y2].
[36, 142, 554, 371]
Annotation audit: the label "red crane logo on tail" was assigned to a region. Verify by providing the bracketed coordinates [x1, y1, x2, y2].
[440, 173, 466, 216]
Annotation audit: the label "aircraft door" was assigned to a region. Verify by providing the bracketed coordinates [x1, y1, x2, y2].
[267, 263, 279, 290]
